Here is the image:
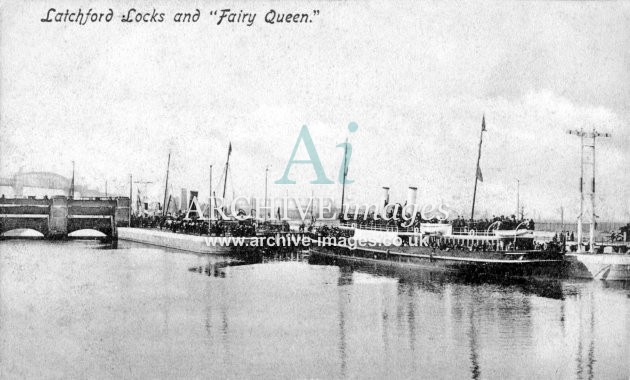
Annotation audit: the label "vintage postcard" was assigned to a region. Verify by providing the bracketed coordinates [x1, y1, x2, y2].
[1, 1, 629, 379]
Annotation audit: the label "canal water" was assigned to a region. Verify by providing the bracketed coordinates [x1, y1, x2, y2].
[1, 240, 628, 379]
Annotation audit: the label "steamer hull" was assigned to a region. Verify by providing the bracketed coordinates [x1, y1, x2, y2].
[309, 242, 567, 278]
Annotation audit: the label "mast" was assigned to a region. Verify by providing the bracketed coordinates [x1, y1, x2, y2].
[264, 165, 269, 222]
[515, 178, 520, 218]
[129, 174, 132, 226]
[285, 188, 289, 220]
[222, 143, 232, 199]
[590, 130, 595, 253]
[166, 194, 172, 214]
[311, 189, 315, 223]
[577, 128, 584, 252]
[340, 138, 349, 220]
[209, 164, 213, 222]
[162, 152, 171, 216]
[470, 115, 486, 220]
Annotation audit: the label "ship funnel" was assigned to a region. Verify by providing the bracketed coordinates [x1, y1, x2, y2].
[406, 187, 418, 207]
[381, 187, 389, 207]
[180, 188, 188, 212]
[380, 187, 390, 211]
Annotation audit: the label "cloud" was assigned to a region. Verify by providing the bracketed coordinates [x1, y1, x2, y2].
[1, 1, 628, 222]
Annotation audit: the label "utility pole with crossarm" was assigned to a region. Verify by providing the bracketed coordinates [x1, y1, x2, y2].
[567, 128, 611, 253]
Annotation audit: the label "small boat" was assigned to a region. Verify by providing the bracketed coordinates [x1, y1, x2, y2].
[119, 226, 258, 254]
[566, 252, 630, 281]
[493, 229, 533, 238]
[565, 239, 630, 280]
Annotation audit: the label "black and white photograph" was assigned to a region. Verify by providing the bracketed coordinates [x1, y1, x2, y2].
[1, 1, 629, 378]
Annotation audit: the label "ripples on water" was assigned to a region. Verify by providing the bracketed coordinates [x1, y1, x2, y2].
[0, 239, 629, 379]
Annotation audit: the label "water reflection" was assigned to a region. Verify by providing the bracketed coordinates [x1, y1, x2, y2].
[468, 306, 481, 380]
[86, 240, 118, 249]
[307, 255, 629, 379]
[309, 254, 566, 301]
[188, 250, 310, 278]
[576, 292, 596, 380]
[337, 272, 349, 378]
[1, 240, 629, 379]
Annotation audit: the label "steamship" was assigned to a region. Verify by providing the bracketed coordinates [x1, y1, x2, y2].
[310, 118, 566, 278]
[309, 186, 567, 278]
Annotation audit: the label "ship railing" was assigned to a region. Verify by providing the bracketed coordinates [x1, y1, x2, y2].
[594, 236, 630, 245]
[339, 221, 415, 233]
[339, 222, 510, 236]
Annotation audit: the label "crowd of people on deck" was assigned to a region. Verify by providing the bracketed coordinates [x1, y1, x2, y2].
[316, 225, 353, 239]
[451, 215, 535, 231]
[130, 212, 294, 237]
[424, 235, 565, 253]
[343, 211, 536, 232]
[130, 209, 630, 248]
[429, 237, 535, 252]
[611, 223, 630, 242]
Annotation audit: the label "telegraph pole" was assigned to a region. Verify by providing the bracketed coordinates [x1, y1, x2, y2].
[567, 128, 611, 253]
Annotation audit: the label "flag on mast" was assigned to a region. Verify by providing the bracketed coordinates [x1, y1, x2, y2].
[476, 166, 484, 182]
[476, 115, 486, 182]
[470, 114, 487, 221]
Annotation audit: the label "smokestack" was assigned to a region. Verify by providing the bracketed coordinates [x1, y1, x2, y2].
[181, 188, 188, 212]
[406, 187, 418, 206]
[378, 187, 389, 214]
[381, 187, 390, 205]
[405, 186, 418, 218]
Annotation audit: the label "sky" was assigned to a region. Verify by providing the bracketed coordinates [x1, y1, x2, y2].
[1, 1, 629, 221]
